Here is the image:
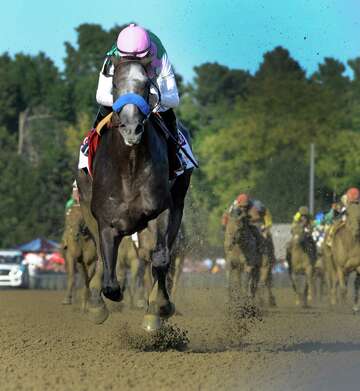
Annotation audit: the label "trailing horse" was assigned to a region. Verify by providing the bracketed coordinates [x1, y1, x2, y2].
[224, 208, 274, 305]
[286, 224, 314, 307]
[61, 204, 97, 310]
[331, 203, 360, 310]
[77, 58, 192, 330]
[116, 236, 144, 309]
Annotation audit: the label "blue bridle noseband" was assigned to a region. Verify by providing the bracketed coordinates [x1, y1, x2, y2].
[112, 93, 151, 116]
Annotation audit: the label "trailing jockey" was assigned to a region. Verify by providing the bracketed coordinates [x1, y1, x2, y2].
[290, 206, 317, 264]
[326, 187, 360, 246]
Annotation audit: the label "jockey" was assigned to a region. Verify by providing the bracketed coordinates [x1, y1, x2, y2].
[84, 23, 184, 174]
[292, 206, 313, 233]
[249, 199, 276, 265]
[249, 199, 273, 236]
[324, 203, 337, 226]
[313, 211, 325, 249]
[291, 205, 317, 263]
[227, 193, 268, 252]
[346, 187, 360, 205]
[228, 193, 252, 217]
[324, 188, 359, 248]
[325, 197, 348, 247]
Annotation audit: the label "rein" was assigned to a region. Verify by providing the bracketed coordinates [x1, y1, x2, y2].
[111, 69, 161, 118]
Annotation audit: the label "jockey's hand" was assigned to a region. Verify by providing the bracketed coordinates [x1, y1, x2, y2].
[149, 86, 161, 111]
[149, 94, 160, 112]
[149, 93, 159, 111]
[80, 137, 90, 156]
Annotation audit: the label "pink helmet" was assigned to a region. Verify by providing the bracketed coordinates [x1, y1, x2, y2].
[117, 24, 150, 58]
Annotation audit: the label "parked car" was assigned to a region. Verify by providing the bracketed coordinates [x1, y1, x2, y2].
[0, 250, 29, 288]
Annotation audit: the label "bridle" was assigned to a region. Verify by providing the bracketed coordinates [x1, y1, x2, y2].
[111, 57, 161, 125]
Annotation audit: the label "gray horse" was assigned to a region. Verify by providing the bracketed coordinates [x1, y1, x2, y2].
[77, 58, 192, 330]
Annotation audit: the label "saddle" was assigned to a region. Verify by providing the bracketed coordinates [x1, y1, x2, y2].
[81, 113, 197, 178]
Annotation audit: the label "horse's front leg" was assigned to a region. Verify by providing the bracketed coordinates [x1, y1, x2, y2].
[99, 225, 123, 302]
[337, 266, 347, 303]
[353, 269, 360, 313]
[62, 249, 76, 305]
[290, 271, 301, 306]
[305, 265, 314, 305]
[142, 209, 174, 331]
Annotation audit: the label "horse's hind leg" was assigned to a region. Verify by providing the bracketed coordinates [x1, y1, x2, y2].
[244, 265, 257, 300]
[78, 261, 90, 312]
[257, 264, 269, 306]
[266, 265, 276, 307]
[142, 210, 174, 331]
[290, 272, 302, 306]
[99, 227, 123, 302]
[305, 265, 314, 306]
[353, 270, 360, 313]
[337, 267, 347, 303]
[228, 260, 242, 303]
[135, 258, 149, 308]
[128, 256, 140, 309]
[172, 255, 184, 298]
[62, 250, 75, 305]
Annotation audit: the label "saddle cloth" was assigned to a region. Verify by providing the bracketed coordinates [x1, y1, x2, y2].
[78, 117, 197, 177]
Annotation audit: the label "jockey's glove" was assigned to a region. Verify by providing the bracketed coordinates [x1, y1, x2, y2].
[80, 139, 90, 157]
[149, 92, 160, 111]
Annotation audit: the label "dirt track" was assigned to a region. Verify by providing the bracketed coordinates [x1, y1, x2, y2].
[1, 276, 360, 391]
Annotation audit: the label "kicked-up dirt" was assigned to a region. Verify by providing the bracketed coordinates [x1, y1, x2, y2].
[1, 275, 360, 391]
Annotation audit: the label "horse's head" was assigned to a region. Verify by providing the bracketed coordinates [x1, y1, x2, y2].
[231, 206, 250, 225]
[346, 203, 360, 240]
[111, 58, 157, 146]
[291, 223, 307, 245]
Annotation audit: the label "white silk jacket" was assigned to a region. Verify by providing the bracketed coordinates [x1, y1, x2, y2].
[96, 50, 179, 112]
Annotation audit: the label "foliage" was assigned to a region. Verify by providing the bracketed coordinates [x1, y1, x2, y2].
[0, 24, 359, 253]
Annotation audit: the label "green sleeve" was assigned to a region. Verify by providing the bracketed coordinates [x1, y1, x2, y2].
[147, 31, 166, 59]
[106, 43, 121, 57]
[65, 198, 74, 210]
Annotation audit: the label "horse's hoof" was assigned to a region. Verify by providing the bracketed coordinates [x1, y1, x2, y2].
[142, 314, 161, 332]
[62, 297, 72, 305]
[102, 286, 123, 302]
[80, 302, 87, 314]
[86, 303, 109, 324]
[159, 301, 175, 319]
[269, 297, 277, 307]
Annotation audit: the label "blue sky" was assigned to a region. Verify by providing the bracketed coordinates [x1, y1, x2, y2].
[2, 0, 360, 81]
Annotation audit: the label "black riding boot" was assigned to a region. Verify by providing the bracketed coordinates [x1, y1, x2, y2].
[158, 109, 185, 177]
[93, 105, 112, 128]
